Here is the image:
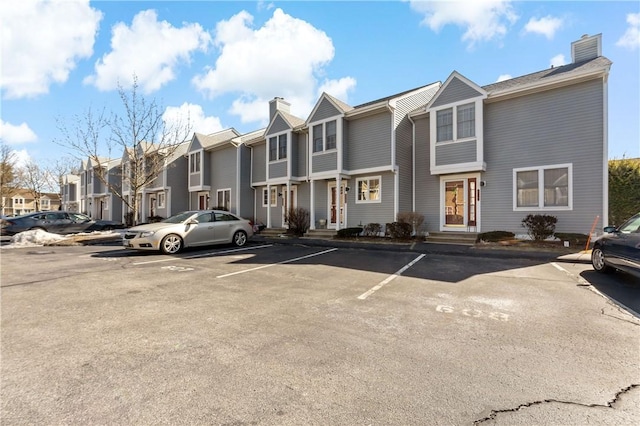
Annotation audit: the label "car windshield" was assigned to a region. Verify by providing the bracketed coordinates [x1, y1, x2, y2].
[619, 213, 640, 234]
[162, 211, 198, 224]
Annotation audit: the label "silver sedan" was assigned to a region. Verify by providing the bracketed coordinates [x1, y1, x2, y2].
[123, 210, 253, 254]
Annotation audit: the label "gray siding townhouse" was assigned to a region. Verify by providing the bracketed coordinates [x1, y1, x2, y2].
[247, 98, 307, 229]
[61, 173, 80, 212]
[305, 84, 440, 231]
[142, 141, 190, 221]
[83, 157, 122, 221]
[186, 128, 255, 219]
[410, 34, 611, 235]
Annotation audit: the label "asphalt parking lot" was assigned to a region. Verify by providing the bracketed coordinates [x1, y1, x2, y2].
[1, 241, 639, 425]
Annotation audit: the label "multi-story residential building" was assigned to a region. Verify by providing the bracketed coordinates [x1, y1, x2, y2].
[186, 128, 255, 220]
[60, 174, 81, 212]
[410, 33, 610, 235]
[1, 189, 61, 216]
[58, 33, 611, 237]
[80, 157, 122, 221]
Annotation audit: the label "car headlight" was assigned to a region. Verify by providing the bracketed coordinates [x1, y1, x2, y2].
[139, 231, 156, 238]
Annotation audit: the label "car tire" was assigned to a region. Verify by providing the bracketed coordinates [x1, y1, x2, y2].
[233, 230, 247, 247]
[29, 226, 47, 232]
[591, 246, 613, 273]
[160, 234, 183, 254]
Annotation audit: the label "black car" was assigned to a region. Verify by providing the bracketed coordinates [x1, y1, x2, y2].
[0, 211, 125, 236]
[591, 212, 640, 279]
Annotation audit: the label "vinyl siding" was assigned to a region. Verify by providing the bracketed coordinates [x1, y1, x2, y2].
[574, 38, 599, 62]
[291, 133, 299, 177]
[239, 146, 253, 219]
[312, 151, 337, 173]
[435, 140, 477, 165]
[347, 172, 396, 227]
[166, 157, 189, 214]
[269, 161, 287, 179]
[346, 111, 392, 171]
[414, 115, 440, 232]
[267, 115, 290, 135]
[252, 142, 266, 183]
[395, 86, 440, 213]
[309, 98, 341, 122]
[482, 78, 605, 234]
[295, 133, 307, 178]
[432, 77, 483, 108]
[211, 146, 237, 209]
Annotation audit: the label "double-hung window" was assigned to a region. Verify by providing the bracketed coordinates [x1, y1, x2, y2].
[217, 189, 231, 211]
[436, 103, 476, 142]
[190, 152, 201, 173]
[312, 120, 337, 152]
[269, 134, 287, 161]
[514, 164, 571, 210]
[157, 192, 165, 208]
[356, 176, 381, 203]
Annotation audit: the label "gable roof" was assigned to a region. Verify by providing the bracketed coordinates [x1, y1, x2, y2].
[191, 128, 241, 151]
[352, 83, 437, 110]
[482, 56, 612, 97]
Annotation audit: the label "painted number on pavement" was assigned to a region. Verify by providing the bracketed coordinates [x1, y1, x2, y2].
[161, 265, 194, 272]
[436, 305, 509, 321]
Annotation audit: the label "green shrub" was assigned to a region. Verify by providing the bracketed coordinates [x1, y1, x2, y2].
[336, 227, 363, 238]
[363, 223, 382, 237]
[476, 230, 515, 243]
[386, 222, 412, 239]
[609, 157, 640, 226]
[522, 214, 557, 241]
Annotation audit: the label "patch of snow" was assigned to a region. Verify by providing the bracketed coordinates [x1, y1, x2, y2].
[1, 229, 124, 249]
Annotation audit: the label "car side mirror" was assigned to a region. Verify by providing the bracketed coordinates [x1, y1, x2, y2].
[186, 219, 199, 225]
[603, 226, 617, 233]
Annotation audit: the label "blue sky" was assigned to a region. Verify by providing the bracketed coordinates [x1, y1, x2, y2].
[1, 0, 639, 168]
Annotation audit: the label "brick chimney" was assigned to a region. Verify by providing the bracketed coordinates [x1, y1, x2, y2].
[571, 33, 602, 63]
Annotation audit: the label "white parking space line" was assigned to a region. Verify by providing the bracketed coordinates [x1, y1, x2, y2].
[131, 244, 273, 265]
[216, 248, 338, 278]
[358, 254, 426, 300]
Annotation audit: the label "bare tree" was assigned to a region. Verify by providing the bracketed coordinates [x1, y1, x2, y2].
[46, 156, 78, 202]
[21, 160, 56, 211]
[57, 77, 190, 225]
[0, 141, 23, 215]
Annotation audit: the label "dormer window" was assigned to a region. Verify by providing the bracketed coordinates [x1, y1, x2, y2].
[312, 119, 337, 153]
[190, 152, 201, 173]
[457, 103, 475, 138]
[436, 109, 453, 142]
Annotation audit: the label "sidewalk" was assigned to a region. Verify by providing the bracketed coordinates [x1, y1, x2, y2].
[253, 235, 593, 264]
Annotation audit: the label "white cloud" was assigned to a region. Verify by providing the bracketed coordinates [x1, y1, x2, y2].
[0, 0, 102, 99]
[84, 9, 211, 93]
[616, 13, 640, 50]
[550, 54, 566, 68]
[318, 77, 357, 100]
[409, 0, 518, 47]
[0, 120, 38, 144]
[12, 149, 31, 169]
[193, 8, 356, 124]
[496, 74, 512, 82]
[163, 103, 224, 135]
[524, 15, 563, 39]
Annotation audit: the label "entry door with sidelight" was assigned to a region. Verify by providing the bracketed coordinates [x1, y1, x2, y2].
[328, 182, 347, 229]
[443, 177, 478, 229]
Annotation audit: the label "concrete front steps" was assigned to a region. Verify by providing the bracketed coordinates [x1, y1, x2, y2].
[425, 231, 478, 245]
[303, 229, 337, 240]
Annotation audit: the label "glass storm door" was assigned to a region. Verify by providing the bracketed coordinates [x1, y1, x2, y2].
[445, 181, 465, 225]
[329, 183, 346, 228]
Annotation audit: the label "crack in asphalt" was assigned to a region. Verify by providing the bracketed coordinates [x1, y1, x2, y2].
[473, 384, 640, 424]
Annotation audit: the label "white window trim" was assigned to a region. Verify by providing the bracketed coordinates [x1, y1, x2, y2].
[189, 150, 202, 174]
[512, 163, 573, 211]
[268, 132, 288, 162]
[157, 192, 166, 208]
[310, 118, 338, 155]
[434, 101, 477, 144]
[270, 187, 277, 207]
[262, 188, 277, 207]
[355, 175, 382, 204]
[216, 188, 231, 209]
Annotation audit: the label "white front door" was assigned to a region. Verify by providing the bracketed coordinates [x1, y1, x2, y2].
[328, 182, 347, 229]
[441, 174, 480, 231]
